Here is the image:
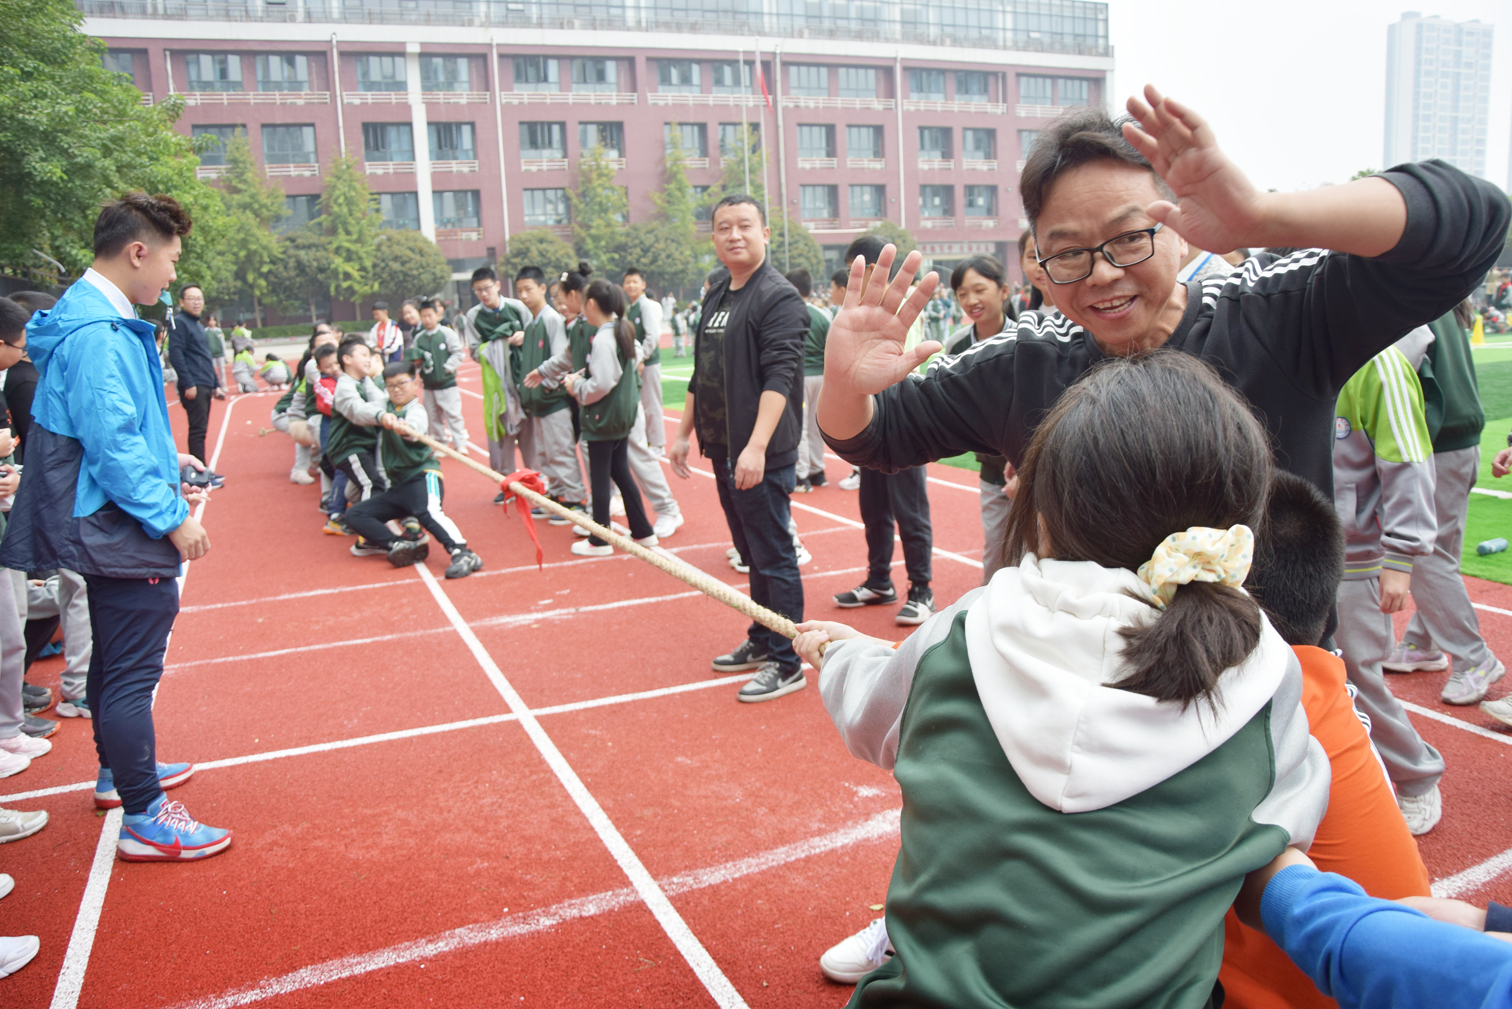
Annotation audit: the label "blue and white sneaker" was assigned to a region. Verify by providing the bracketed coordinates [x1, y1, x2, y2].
[94, 762, 195, 810]
[118, 796, 231, 862]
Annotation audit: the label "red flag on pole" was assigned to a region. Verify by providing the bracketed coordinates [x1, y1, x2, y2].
[756, 55, 772, 113]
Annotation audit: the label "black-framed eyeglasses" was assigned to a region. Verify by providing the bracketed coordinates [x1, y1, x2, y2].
[1035, 223, 1164, 285]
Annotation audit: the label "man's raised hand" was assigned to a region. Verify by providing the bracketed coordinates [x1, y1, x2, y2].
[824, 246, 942, 398]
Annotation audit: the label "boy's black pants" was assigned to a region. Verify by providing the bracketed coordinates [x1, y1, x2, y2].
[346, 470, 465, 554]
[334, 449, 387, 504]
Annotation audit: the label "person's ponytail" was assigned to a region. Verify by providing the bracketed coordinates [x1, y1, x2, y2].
[1117, 582, 1261, 708]
[583, 278, 635, 362]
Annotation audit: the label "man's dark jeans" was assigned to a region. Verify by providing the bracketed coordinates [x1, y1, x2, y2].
[858, 467, 932, 590]
[709, 448, 804, 671]
[180, 390, 212, 466]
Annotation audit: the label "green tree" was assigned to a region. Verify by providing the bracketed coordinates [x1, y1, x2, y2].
[266, 227, 332, 323]
[370, 229, 452, 308]
[705, 124, 765, 210]
[777, 214, 825, 280]
[610, 221, 699, 297]
[1349, 168, 1378, 181]
[862, 220, 918, 262]
[499, 227, 577, 288]
[218, 132, 287, 325]
[320, 154, 380, 319]
[653, 136, 698, 236]
[570, 145, 628, 273]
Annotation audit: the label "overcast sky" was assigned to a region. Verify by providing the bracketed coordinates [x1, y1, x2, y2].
[1103, 0, 1512, 192]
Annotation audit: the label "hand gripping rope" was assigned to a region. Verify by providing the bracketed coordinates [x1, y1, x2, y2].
[410, 430, 806, 645]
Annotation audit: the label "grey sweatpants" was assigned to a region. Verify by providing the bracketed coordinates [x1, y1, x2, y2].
[58, 569, 92, 701]
[1336, 576, 1446, 797]
[796, 375, 826, 481]
[423, 385, 468, 451]
[536, 409, 586, 503]
[1402, 446, 1494, 672]
[628, 404, 679, 519]
[980, 478, 1012, 584]
[640, 363, 665, 449]
[0, 569, 26, 739]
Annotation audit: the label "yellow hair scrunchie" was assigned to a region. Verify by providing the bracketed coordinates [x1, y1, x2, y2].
[1136, 525, 1255, 610]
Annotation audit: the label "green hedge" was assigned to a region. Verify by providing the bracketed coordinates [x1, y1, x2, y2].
[249, 322, 326, 342]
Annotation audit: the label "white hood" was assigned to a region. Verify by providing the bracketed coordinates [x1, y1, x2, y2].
[965, 554, 1294, 814]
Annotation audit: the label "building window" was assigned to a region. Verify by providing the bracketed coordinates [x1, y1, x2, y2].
[964, 185, 997, 217]
[963, 128, 996, 159]
[513, 56, 558, 92]
[955, 71, 989, 103]
[519, 122, 566, 159]
[800, 185, 838, 220]
[571, 58, 617, 93]
[579, 122, 625, 159]
[918, 126, 952, 160]
[356, 55, 405, 92]
[664, 122, 708, 158]
[710, 61, 750, 94]
[1019, 74, 1053, 105]
[263, 124, 317, 164]
[185, 53, 242, 92]
[837, 66, 875, 99]
[718, 123, 760, 159]
[1018, 129, 1040, 157]
[256, 54, 309, 92]
[692, 185, 712, 221]
[429, 122, 475, 161]
[658, 60, 700, 94]
[378, 192, 420, 230]
[276, 194, 322, 234]
[848, 184, 884, 219]
[192, 125, 244, 167]
[797, 124, 835, 159]
[909, 68, 945, 101]
[420, 56, 470, 92]
[434, 190, 481, 229]
[523, 188, 570, 226]
[102, 50, 135, 81]
[1056, 77, 1091, 106]
[919, 184, 954, 219]
[787, 64, 828, 97]
[847, 125, 883, 159]
[363, 123, 414, 163]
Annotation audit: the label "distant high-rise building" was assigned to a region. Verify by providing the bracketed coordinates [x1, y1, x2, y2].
[1384, 11, 1493, 180]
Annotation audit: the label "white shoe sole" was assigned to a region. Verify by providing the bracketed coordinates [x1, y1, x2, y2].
[0, 811, 48, 845]
[0, 935, 39, 978]
[1383, 657, 1449, 673]
[117, 833, 233, 862]
[896, 608, 934, 626]
[737, 675, 807, 703]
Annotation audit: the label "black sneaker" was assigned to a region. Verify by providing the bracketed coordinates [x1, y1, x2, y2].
[834, 582, 898, 608]
[21, 714, 58, 739]
[494, 492, 507, 505]
[22, 684, 52, 715]
[548, 501, 585, 526]
[349, 538, 388, 558]
[387, 539, 430, 569]
[445, 548, 483, 579]
[896, 586, 935, 626]
[737, 662, 807, 703]
[400, 518, 425, 541]
[808, 472, 828, 488]
[793, 478, 813, 494]
[713, 639, 770, 672]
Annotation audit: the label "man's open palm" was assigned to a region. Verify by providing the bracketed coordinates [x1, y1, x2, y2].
[824, 246, 942, 397]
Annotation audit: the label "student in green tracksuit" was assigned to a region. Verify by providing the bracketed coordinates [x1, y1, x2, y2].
[796, 353, 1328, 1009]
[622, 267, 665, 451]
[787, 268, 830, 491]
[561, 279, 656, 557]
[404, 298, 468, 452]
[511, 265, 586, 512]
[458, 266, 530, 490]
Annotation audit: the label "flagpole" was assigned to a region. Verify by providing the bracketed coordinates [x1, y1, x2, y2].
[739, 44, 750, 193]
[758, 42, 774, 237]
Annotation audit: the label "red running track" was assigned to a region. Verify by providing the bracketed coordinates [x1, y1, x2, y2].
[2, 361, 1511, 1008]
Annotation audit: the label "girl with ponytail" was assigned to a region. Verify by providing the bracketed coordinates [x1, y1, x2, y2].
[796, 351, 1330, 1009]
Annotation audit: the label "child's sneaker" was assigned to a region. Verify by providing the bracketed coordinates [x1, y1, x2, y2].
[55, 696, 91, 719]
[1397, 785, 1442, 836]
[736, 662, 806, 702]
[895, 586, 935, 626]
[712, 639, 770, 672]
[349, 538, 387, 558]
[633, 534, 659, 549]
[839, 468, 861, 491]
[20, 715, 56, 739]
[21, 684, 51, 715]
[1480, 695, 1512, 729]
[729, 553, 749, 574]
[400, 518, 425, 541]
[808, 472, 828, 488]
[445, 548, 484, 578]
[570, 540, 613, 557]
[819, 917, 894, 983]
[387, 539, 429, 569]
[548, 500, 584, 526]
[0, 808, 48, 844]
[0, 935, 39, 978]
[834, 582, 898, 608]
[793, 478, 813, 493]
[289, 468, 314, 485]
[1441, 657, 1506, 705]
[0, 752, 28, 779]
[94, 762, 194, 810]
[117, 796, 232, 862]
[322, 516, 353, 536]
[0, 735, 49, 760]
[1382, 641, 1449, 673]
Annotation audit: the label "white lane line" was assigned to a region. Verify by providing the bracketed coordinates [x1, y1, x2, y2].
[165, 810, 897, 1009]
[1473, 602, 1512, 619]
[1433, 845, 1512, 898]
[1400, 700, 1512, 747]
[413, 562, 748, 1008]
[1472, 486, 1512, 500]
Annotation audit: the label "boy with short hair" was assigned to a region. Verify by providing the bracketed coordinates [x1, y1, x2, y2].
[405, 298, 468, 452]
[622, 268, 665, 452]
[509, 266, 586, 510]
[231, 345, 258, 393]
[258, 353, 289, 389]
[457, 267, 529, 495]
[324, 339, 388, 530]
[345, 362, 482, 578]
[368, 301, 404, 362]
[786, 268, 830, 491]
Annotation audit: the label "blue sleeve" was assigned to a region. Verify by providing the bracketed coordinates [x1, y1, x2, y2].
[1262, 866, 1512, 1009]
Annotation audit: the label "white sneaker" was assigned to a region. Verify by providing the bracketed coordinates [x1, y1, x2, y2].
[0, 752, 28, 779]
[289, 468, 315, 485]
[1382, 641, 1450, 673]
[570, 540, 613, 557]
[0, 874, 11, 900]
[0, 735, 49, 759]
[652, 512, 685, 539]
[1481, 696, 1512, 729]
[0, 808, 48, 845]
[0, 935, 39, 978]
[726, 547, 741, 560]
[1398, 784, 1442, 836]
[633, 534, 659, 548]
[795, 542, 812, 566]
[838, 468, 861, 491]
[610, 493, 626, 517]
[819, 917, 893, 984]
[1442, 658, 1506, 705]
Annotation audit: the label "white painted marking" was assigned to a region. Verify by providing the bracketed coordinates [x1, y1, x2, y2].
[412, 563, 748, 1007]
[1400, 700, 1512, 746]
[1473, 602, 1512, 619]
[47, 809, 122, 1009]
[1432, 845, 1512, 898]
[1471, 486, 1512, 500]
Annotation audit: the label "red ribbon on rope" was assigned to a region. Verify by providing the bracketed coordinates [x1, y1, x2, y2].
[498, 469, 548, 570]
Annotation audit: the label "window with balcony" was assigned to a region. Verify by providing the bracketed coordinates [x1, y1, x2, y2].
[963, 128, 996, 160]
[692, 186, 712, 222]
[719, 123, 760, 159]
[837, 66, 875, 99]
[185, 53, 242, 92]
[523, 188, 570, 226]
[797, 125, 835, 160]
[955, 71, 989, 103]
[919, 185, 954, 219]
[192, 125, 244, 167]
[378, 192, 420, 230]
[665, 122, 708, 158]
[918, 127, 952, 160]
[847, 125, 883, 159]
[909, 68, 945, 101]
[1018, 75, 1053, 105]
[710, 61, 750, 95]
[256, 54, 309, 92]
[658, 60, 700, 94]
[520, 122, 566, 159]
[513, 56, 558, 92]
[263, 124, 317, 164]
[571, 58, 617, 93]
[800, 185, 838, 221]
[1056, 77, 1091, 106]
[429, 122, 475, 160]
[356, 55, 405, 92]
[579, 122, 625, 159]
[420, 56, 470, 92]
[1018, 129, 1040, 157]
[102, 50, 135, 82]
[363, 123, 414, 163]
[787, 64, 828, 97]
[434, 190, 481, 228]
[964, 185, 997, 217]
[848, 184, 884, 219]
[276, 194, 322, 233]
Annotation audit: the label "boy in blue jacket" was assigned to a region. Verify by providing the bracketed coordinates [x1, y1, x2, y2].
[0, 193, 231, 862]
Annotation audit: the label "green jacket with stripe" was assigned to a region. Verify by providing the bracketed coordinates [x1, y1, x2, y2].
[574, 321, 640, 442]
[511, 304, 571, 419]
[1333, 338, 1437, 581]
[1419, 310, 1485, 452]
[378, 397, 440, 485]
[820, 559, 1328, 1009]
[628, 294, 662, 368]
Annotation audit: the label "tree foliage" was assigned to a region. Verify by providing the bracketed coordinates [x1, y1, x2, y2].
[570, 145, 628, 274]
[862, 220, 918, 262]
[610, 222, 699, 297]
[499, 227, 577, 288]
[320, 154, 380, 318]
[218, 132, 287, 325]
[370, 229, 452, 309]
[653, 136, 698, 235]
[707, 124, 765, 210]
[775, 214, 825, 281]
[266, 227, 332, 323]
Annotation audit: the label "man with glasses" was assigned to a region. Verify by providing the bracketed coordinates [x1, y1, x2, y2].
[166, 283, 225, 486]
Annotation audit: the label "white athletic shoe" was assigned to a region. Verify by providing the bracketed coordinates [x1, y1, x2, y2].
[795, 542, 812, 566]
[1382, 641, 1449, 673]
[0, 808, 48, 845]
[610, 493, 626, 517]
[652, 512, 685, 539]
[726, 547, 741, 560]
[570, 540, 613, 557]
[0, 874, 10, 900]
[819, 917, 894, 983]
[1481, 696, 1512, 729]
[0, 752, 28, 779]
[633, 534, 659, 548]
[0, 935, 38, 978]
[289, 468, 315, 485]
[1441, 658, 1506, 706]
[0, 735, 49, 760]
[1398, 784, 1442, 836]
[838, 468, 861, 491]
